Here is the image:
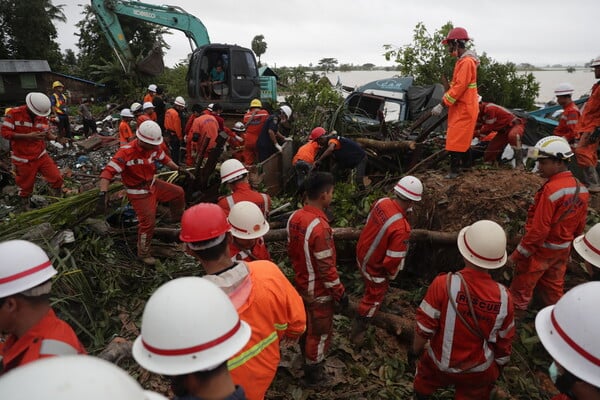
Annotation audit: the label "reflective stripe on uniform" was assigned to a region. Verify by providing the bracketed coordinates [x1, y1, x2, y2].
[323, 278, 340, 288]
[39, 339, 79, 356]
[126, 188, 150, 194]
[468, 82, 477, 89]
[314, 249, 333, 260]
[549, 186, 589, 202]
[516, 244, 531, 257]
[496, 355, 510, 366]
[261, 193, 269, 216]
[107, 160, 123, 173]
[418, 299, 440, 319]
[226, 195, 235, 210]
[3, 120, 14, 129]
[444, 93, 456, 104]
[303, 218, 321, 297]
[543, 241, 571, 250]
[385, 250, 406, 258]
[417, 321, 435, 334]
[228, 330, 279, 370]
[15, 121, 33, 127]
[11, 149, 46, 163]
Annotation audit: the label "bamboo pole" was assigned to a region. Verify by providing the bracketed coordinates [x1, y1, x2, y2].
[355, 138, 416, 152]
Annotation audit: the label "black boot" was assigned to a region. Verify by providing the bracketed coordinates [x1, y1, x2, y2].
[445, 152, 461, 179]
[302, 362, 331, 387]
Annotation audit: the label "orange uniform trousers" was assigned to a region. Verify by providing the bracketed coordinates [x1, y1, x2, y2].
[483, 123, 525, 162]
[301, 300, 335, 364]
[14, 153, 63, 198]
[357, 279, 390, 318]
[128, 179, 184, 257]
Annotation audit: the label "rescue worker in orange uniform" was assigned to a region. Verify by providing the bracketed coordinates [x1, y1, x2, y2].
[413, 220, 515, 400]
[217, 159, 271, 217]
[509, 136, 589, 313]
[293, 127, 324, 187]
[287, 172, 348, 386]
[431, 27, 480, 178]
[49, 81, 71, 139]
[188, 107, 219, 161]
[142, 102, 157, 122]
[228, 201, 271, 262]
[1, 92, 64, 206]
[164, 96, 186, 163]
[476, 101, 526, 162]
[118, 108, 135, 146]
[243, 99, 270, 164]
[574, 56, 600, 192]
[179, 203, 306, 400]
[143, 84, 157, 104]
[131, 102, 143, 127]
[350, 176, 423, 345]
[553, 83, 581, 145]
[133, 277, 252, 400]
[184, 104, 202, 166]
[98, 121, 191, 266]
[0, 240, 86, 375]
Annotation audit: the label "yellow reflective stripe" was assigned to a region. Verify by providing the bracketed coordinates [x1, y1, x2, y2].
[274, 323, 288, 330]
[468, 82, 477, 88]
[227, 330, 278, 370]
[444, 93, 456, 104]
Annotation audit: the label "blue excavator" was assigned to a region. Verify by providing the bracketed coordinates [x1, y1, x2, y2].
[90, 0, 276, 111]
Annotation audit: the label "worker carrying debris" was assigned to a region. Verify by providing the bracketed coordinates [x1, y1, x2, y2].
[97, 120, 192, 266]
[412, 220, 515, 399]
[573, 55, 600, 192]
[509, 136, 588, 315]
[351, 175, 423, 345]
[431, 27, 480, 179]
[287, 172, 348, 386]
[1, 92, 64, 208]
[132, 277, 252, 399]
[217, 159, 271, 217]
[0, 240, 86, 375]
[178, 203, 306, 400]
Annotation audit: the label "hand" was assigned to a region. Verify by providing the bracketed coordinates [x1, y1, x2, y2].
[30, 131, 48, 140]
[178, 166, 195, 180]
[431, 103, 444, 116]
[275, 143, 283, 152]
[95, 191, 108, 215]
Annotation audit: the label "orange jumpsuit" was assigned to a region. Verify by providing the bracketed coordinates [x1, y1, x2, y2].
[1, 105, 63, 198]
[478, 102, 525, 162]
[217, 181, 271, 217]
[118, 119, 134, 146]
[164, 108, 183, 163]
[356, 197, 410, 318]
[100, 139, 185, 258]
[554, 101, 580, 144]
[574, 82, 600, 167]
[203, 261, 306, 400]
[287, 205, 345, 365]
[188, 113, 219, 161]
[292, 141, 320, 165]
[230, 238, 271, 262]
[0, 308, 86, 375]
[243, 108, 270, 164]
[510, 171, 589, 310]
[442, 50, 480, 152]
[414, 268, 514, 399]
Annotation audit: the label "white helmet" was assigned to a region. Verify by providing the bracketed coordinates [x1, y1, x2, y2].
[0, 240, 57, 298]
[148, 84, 157, 92]
[228, 201, 269, 240]
[143, 101, 155, 111]
[394, 175, 423, 201]
[132, 277, 251, 375]
[220, 159, 248, 184]
[136, 120, 163, 145]
[590, 55, 600, 68]
[554, 82, 575, 96]
[207, 103, 214, 112]
[25, 92, 51, 116]
[232, 121, 246, 132]
[0, 355, 168, 400]
[131, 102, 142, 113]
[457, 220, 507, 269]
[534, 135, 573, 160]
[120, 108, 134, 118]
[536, 281, 600, 387]
[280, 105, 292, 119]
[573, 223, 600, 268]
[174, 96, 186, 107]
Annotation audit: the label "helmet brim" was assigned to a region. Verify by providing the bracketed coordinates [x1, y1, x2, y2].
[573, 234, 600, 269]
[456, 226, 507, 269]
[136, 131, 163, 146]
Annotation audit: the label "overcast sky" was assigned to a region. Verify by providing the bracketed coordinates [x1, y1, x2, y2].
[55, 0, 598, 68]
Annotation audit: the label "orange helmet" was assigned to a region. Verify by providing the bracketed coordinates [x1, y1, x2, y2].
[442, 27, 470, 44]
[309, 127, 326, 141]
[180, 203, 231, 243]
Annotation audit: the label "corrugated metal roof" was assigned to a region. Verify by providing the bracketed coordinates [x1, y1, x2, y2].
[0, 60, 51, 73]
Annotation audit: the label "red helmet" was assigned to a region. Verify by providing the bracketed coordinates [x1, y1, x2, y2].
[180, 203, 231, 243]
[309, 127, 326, 141]
[442, 27, 470, 44]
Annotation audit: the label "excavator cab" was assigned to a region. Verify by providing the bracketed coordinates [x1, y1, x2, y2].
[187, 44, 260, 112]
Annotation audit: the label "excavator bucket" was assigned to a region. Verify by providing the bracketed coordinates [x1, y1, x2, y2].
[136, 42, 164, 76]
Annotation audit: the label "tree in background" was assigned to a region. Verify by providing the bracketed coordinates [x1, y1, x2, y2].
[0, 0, 65, 71]
[251, 35, 267, 67]
[384, 22, 539, 110]
[318, 58, 339, 73]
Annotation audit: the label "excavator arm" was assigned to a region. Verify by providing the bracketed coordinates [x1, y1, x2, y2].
[90, 0, 210, 74]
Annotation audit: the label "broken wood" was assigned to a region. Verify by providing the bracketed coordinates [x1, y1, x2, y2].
[76, 135, 103, 151]
[344, 298, 414, 341]
[404, 110, 432, 134]
[355, 138, 416, 152]
[406, 149, 448, 175]
[264, 227, 458, 243]
[410, 229, 458, 244]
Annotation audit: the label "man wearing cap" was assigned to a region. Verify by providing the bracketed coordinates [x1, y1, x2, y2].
[217, 159, 271, 217]
[413, 220, 514, 399]
[118, 108, 135, 146]
[350, 176, 423, 345]
[132, 277, 251, 399]
[243, 99, 269, 164]
[509, 136, 589, 314]
[553, 83, 581, 145]
[164, 96, 186, 163]
[1, 92, 64, 206]
[50, 81, 71, 139]
[0, 240, 86, 375]
[178, 204, 306, 400]
[98, 120, 190, 266]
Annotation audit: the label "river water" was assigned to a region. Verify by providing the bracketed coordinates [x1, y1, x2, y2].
[324, 69, 596, 106]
